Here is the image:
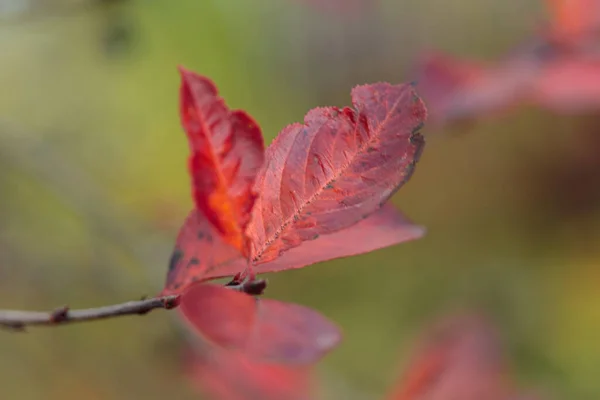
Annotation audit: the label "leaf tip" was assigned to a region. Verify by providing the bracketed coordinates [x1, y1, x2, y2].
[177, 66, 218, 94]
[411, 224, 427, 240]
[315, 325, 343, 354]
[177, 65, 194, 80]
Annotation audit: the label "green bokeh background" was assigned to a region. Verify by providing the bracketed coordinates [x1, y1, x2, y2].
[1, 1, 599, 399]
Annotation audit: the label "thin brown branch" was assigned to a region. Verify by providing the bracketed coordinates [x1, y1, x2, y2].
[0, 295, 180, 331]
[0, 279, 267, 332]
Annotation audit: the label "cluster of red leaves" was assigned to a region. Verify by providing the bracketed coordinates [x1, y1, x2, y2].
[415, 0, 600, 125]
[161, 67, 427, 398]
[386, 314, 543, 400]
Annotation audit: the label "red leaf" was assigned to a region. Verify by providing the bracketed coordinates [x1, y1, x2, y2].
[386, 314, 538, 400]
[417, 49, 600, 123]
[162, 203, 424, 294]
[415, 53, 537, 124]
[247, 83, 426, 264]
[179, 67, 265, 254]
[414, 0, 600, 124]
[179, 283, 342, 364]
[185, 344, 316, 400]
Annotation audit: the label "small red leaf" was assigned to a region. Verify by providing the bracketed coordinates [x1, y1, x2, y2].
[179, 67, 265, 254]
[415, 53, 536, 124]
[185, 344, 316, 400]
[248, 83, 426, 264]
[179, 283, 342, 364]
[162, 203, 424, 294]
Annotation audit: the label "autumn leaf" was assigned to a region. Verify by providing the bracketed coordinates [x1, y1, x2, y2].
[179, 67, 265, 255]
[414, 52, 538, 124]
[184, 343, 316, 400]
[417, 48, 600, 123]
[386, 314, 541, 400]
[162, 203, 424, 294]
[179, 283, 341, 364]
[164, 76, 426, 294]
[414, 1, 600, 124]
[247, 82, 426, 264]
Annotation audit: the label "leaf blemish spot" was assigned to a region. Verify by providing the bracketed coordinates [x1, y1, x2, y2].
[168, 249, 184, 272]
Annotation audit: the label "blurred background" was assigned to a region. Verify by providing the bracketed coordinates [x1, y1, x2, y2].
[1, 0, 599, 399]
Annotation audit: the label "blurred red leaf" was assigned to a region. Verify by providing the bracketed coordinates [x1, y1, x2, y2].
[163, 203, 424, 294]
[386, 314, 541, 400]
[415, 53, 537, 124]
[185, 344, 315, 400]
[417, 49, 600, 123]
[415, 0, 600, 124]
[179, 283, 342, 364]
[247, 83, 426, 264]
[179, 67, 265, 254]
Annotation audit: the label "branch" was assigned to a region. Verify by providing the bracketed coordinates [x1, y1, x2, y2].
[0, 279, 267, 331]
[0, 295, 180, 331]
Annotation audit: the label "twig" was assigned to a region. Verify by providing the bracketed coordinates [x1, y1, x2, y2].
[0, 279, 267, 331]
[0, 295, 180, 331]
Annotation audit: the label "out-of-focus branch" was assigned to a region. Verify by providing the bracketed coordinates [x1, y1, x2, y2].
[0, 294, 180, 331]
